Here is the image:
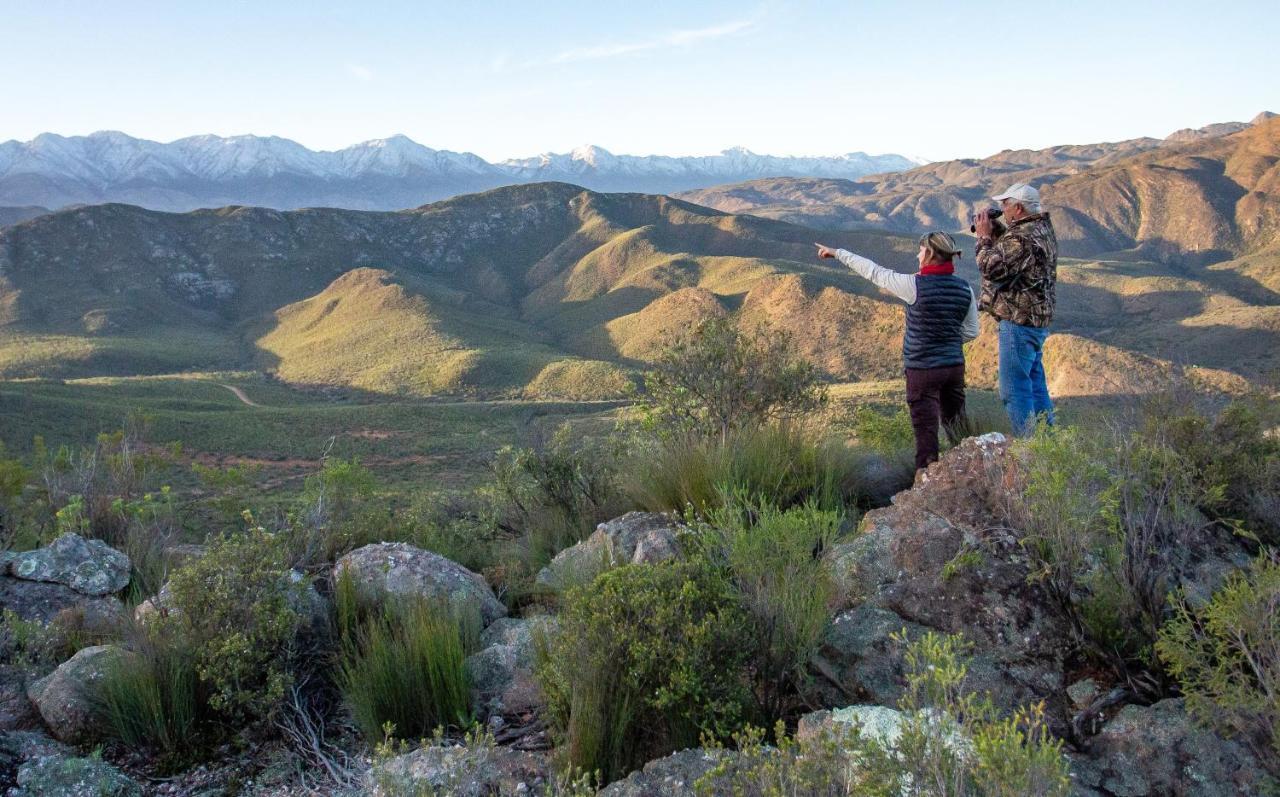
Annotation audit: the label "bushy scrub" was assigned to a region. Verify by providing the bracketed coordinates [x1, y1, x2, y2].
[628, 422, 870, 516]
[695, 497, 841, 719]
[334, 568, 477, 742]
[535, 560, 754, 782]
[1156, 551, 1280, 768]
[161, 522, 301, 725]
[694, 632, 1071, 797]
[638, 316, 827, 442]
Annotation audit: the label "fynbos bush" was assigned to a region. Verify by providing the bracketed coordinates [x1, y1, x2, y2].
[535, 560, 754, 782]
[1156, 550, 1280, 768]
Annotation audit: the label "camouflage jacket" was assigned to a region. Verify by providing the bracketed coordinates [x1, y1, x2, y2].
[975, 212, 1058, 327]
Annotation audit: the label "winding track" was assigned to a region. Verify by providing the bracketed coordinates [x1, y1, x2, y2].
[219, 383, 261, 407]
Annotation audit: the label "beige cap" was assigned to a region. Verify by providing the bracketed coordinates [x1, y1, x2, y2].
[992, 183, 1041, 204]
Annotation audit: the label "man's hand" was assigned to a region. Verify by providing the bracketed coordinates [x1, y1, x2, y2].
[815, 243, 838, 259]
[973, 212, 993, 239]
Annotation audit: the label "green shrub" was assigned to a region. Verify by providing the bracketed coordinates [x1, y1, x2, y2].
[536, 560, 754, 782]
[628, 422, 868, 516]
[160, 522, 300, 725]
[94, 625, 202, 766]
[111, 487, 180, 605]
[334, 568, 477, 742]
[695, 497, 840, 719]
[851, 404, 915, 458]
[693, 632, 1070, 797]
[0, 609, 97, 669]
[1156, 551, 1280, 767]
[638, 316, 827, 442]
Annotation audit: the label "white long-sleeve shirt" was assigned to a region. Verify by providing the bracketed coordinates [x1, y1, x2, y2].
[835, 249, 980, 342]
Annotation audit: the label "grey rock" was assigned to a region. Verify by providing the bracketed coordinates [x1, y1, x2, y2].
[1067, 678, 1100, 711]
[336, 543, 506, 627]
[364, 743, 550, 796]
[10, 751, 141, 796]
[465, 616, 555, 722]
[807, 604, 927, 707]
[26, 645, 136, 744]
[7, 534, 130, 597]
[0, 577, 124, 625]
[599, 748, 734, 796]
[535, 512, 683, 592]
[1071, 698, 1271, 797]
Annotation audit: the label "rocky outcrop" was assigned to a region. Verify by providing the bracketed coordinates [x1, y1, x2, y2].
[336, 543, 506, 628]
[5, 534, 131, 597]
[1070, 699, 1271, 797]
[818, 433, 1072, 725]
[465, 616, 553, 726]
[364, 743, 551, 797]
[535, 512, 682, 592]
[26, 645, 136, 744]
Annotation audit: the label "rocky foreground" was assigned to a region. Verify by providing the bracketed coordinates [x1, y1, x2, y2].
[0, 435, 1269, 795]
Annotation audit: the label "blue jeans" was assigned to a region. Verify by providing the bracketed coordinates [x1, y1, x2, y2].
[998, 320, 1054, 436]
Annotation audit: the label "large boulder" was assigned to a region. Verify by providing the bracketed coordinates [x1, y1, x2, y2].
[0, 577, 124, 626]
[820, 433, 1073, 727]
[535, 512, 682, 592]
[6, 534, 130, 597]
[465, 616, 554, 724]
[364, 743, 550, 796]
[1069, 699, 1271, 797]
[26, 645, 136, 744]
[336, 543, 506, 627]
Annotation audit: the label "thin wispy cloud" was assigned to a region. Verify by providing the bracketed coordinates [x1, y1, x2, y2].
[528, 9, 763, 68]
[346, 63, 374, 81]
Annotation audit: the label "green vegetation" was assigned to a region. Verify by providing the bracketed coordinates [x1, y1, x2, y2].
[95, 626, 201, 765]
[334, 569, 477, 742]
[160, 524, 302, 725]
[536, 560, 754, 782]
[1157, 550, 1280, 768]
[1008, 392, 1279, 694]
[692, 632, 1070, 796]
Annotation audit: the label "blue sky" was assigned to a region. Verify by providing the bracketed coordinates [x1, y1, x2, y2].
[2, 0, 1276, 161]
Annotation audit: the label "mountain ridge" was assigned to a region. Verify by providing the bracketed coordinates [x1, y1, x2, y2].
[0, 132, 919, 212]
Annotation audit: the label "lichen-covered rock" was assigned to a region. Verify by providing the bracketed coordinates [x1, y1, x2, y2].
[1069, 699, 1271, 797]
[598, 748, 735, 796]
[465, 616, 555, 723]
[808, 603, 928, 707]
[0, 576, 124, 626]
[7, 534, 130, 596]
[135, 568, 326, 628]
[365, 742, 550, 796]
[535, 512, 683, 591]
[10, 751, 141, 796]
[823, 433, 1072, 728]
[336, 543, 506, 627]
[26, 645, 136, 744]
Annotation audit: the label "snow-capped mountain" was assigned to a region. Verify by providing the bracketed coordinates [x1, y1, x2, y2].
[0, 131, 921, 212]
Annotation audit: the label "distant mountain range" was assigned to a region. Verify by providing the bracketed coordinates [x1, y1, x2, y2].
[0, 132, 920, 212]
[1, 182, 1274, 400]
[680, 112, 1280, 264]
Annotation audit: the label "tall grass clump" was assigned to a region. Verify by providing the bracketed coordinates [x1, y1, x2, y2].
[334, 568, 477, 741]
[628, 423, 867, 516]
[95, 626, 202, 766]
[694, 495, 841, 719]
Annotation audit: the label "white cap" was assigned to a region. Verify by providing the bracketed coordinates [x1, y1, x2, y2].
[992, 183, 1041, 204]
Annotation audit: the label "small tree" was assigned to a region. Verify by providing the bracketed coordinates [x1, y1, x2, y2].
[640, 317, 827, 442]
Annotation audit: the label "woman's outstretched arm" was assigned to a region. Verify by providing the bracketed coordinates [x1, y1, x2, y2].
[816, 243, 916, 304]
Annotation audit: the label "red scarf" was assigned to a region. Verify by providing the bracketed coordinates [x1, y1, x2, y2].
[918, 260, 955, 276]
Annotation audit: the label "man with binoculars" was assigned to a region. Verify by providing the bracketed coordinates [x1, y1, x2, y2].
[973, 183, 1059, 436]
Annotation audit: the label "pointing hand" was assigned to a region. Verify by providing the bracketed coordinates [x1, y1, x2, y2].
[815, 243, 837, 259]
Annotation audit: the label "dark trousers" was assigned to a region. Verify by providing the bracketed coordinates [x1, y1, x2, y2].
[905, 364, 968, 471]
